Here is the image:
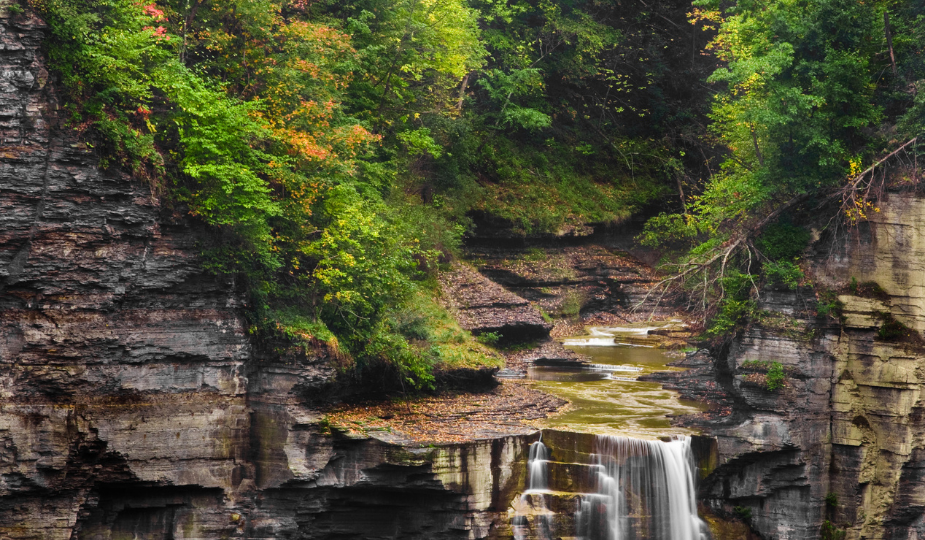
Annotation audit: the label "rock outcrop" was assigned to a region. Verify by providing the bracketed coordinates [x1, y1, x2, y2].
[440, 262, 553, 343]
[467, 243, 672, 320]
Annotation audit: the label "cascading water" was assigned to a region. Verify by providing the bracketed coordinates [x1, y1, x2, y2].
[575, 435, 707, 540]
[513, 440, 554, 540]
[512, 433, 707, 540]
[526, 440, 550, 493]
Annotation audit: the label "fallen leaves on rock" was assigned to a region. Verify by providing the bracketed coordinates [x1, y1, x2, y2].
[326, 381, 567, 444]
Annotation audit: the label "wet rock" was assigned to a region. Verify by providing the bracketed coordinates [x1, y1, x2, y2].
[504, 339, 588, 371]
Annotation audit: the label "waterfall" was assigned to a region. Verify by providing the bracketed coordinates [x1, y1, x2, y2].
[525, 440, 550, 493]
[513, 440, 554, 540]
[576, 435, 707, 540]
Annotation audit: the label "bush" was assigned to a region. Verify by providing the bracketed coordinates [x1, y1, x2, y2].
[733, 506, 752, 522]
[476, 332, 502, 346]
[816, 290, 845, 321]
[707, 270, 757, 336]
[757, 222, 812, 261]
[875, 312, 918, 342]
[766, 362, 786, 391]
[764, 260, 803, 289]
[821, 520, 847, 540]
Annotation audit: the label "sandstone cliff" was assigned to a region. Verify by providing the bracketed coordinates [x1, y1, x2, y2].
[679, 191, 925, 540]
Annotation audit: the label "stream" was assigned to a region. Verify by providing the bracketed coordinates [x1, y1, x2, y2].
[511, 322, 711, 539]
[530, 323, 709, 439]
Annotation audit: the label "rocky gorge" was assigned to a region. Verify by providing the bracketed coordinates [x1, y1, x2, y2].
[3, 4, 925, 540]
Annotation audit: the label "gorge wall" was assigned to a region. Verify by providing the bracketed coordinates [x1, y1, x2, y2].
[0, 8, 539, 539]
[690, 191, 925, 540]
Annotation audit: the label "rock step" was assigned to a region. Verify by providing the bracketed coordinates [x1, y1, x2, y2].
[542, 461, 602, 494]
[520, 491, 583, 508]
[439, 262, 552, 343]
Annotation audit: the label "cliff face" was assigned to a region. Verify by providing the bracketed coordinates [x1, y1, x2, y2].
[0, 7, 238, 538]
[695, 192, 925, 540]
[0, 9, 535, 539]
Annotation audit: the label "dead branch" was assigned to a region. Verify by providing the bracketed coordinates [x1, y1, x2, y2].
[635, 138, 921, 322]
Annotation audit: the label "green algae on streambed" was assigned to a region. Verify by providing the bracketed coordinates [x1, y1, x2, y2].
[531, 323, 708, 439]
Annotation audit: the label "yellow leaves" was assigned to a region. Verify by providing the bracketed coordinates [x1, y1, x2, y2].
[848, 156, 863, 178]
[844, 198, 879, 223]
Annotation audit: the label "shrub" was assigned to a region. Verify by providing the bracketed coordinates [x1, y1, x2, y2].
[764, 260, 804, 289]
[816, 290, 845, 321]
[821, 520, 847, 540]
[756, 222, 811, 261]
[476, 331, 502, 346]
[707, 270, 757, 336]
[766, 361, 786, 391]
[733, 506, 752, 522]
[876, 312, 916, 342]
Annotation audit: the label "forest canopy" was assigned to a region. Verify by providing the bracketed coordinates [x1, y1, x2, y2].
[22, 0, 925, 383]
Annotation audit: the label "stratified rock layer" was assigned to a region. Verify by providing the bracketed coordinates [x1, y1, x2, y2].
[675, 191, 925, 540]
[440, 262, 553, 343]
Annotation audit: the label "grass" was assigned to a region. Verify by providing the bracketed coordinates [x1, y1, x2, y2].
[468, 137, 666, 235]
[393, 289, 503, 371]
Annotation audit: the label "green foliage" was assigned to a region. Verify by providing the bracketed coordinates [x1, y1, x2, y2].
[852, 280, 890, 301]
[740, 360, 787, 391]
[558, 290, 586, 320]
[317, 416, 332, 435]
[733, 506, 752, 522]
[638, 0, 925, 337]
[757, 223, 811, 261]
[816, 291, 845, 321]
[766, 362, 786, 392]
[699, 0, 884, 194]
[476, 332, 502, 347]
[821, 520, 847, 540]
[706, 270, 756, 336]
[824, 492, 839, 508]
[30, 0, 499, 390]
[876, 312, 916, 342]
[763, 261, 803, 290]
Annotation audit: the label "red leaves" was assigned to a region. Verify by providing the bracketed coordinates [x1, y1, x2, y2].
[142, 4, 166, 21]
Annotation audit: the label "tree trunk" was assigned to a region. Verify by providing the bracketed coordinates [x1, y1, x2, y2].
[885, 11, 897, 76]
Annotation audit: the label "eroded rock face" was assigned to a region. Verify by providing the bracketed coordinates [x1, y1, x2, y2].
[0, 10, 537, 540]
[688, 192, 925, 540]
[440, 262, 553, 343]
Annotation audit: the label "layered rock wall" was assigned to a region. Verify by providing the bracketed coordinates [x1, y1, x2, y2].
[697, 192, 925, 540]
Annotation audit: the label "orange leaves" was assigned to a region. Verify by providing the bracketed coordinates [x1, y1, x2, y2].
[265, 99, 379, 169]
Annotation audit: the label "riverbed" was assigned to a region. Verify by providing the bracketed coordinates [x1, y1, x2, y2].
[531, 323, 708, 438]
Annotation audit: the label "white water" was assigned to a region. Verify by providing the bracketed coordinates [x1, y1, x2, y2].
[514, 440, 555, 540]
[576, 435, 707, 540]
[525, 440, 550, 493]
[513, 435, 707, 540]
[585, 364, 644, 372]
